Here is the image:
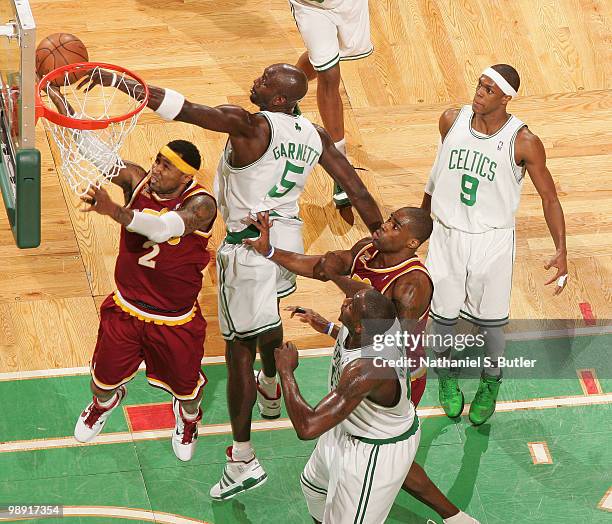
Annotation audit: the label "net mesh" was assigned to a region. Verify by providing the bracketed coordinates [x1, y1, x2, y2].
[40, 65, 147, 196]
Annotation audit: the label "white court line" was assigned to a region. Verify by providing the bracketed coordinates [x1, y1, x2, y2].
[0, 506, 208, 523]
[0, 393, 610, 454]
[0, 324, 608, 382]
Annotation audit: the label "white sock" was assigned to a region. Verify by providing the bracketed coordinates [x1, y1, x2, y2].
[444, 511, 478, 524]
[258, 370, 278, 398]
[334, 138, 346, 156]
[232, 441, 254, 462]
[181, 405, 200, 421]
[97, 391, 118, 408]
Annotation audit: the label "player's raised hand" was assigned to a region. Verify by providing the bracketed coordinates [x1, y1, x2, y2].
[242, 211, 272, 255]
[285, 306, 331, 334]
[76, 68, 116, 92]
[275, 341, 299, 373]
[80, 185, 116, 216]
[544, 250, 568, 295]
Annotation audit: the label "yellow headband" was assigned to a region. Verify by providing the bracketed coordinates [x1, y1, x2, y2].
[160, 145, 198, 175]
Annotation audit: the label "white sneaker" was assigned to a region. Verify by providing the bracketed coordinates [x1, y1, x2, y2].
[254, 370, 281, 419]
[74, 386, 126, 443]
[172, 398, 202, 462]
[209, 446, 268, 500]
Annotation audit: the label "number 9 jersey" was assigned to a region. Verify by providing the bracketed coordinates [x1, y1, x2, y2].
[114, 174, 215, 322]
[425, 105, 526, 234]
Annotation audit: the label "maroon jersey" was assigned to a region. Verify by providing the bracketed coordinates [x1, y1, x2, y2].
[113, 175, 215, 325]
[350, 243, 432, 375]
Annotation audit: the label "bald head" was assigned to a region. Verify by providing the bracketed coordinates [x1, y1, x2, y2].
[394, 206, 433, 244]
[267, 63, 308, 106]
[356, 289, 397, 336]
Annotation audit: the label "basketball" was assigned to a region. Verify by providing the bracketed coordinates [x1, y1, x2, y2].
[36, 33, 89, 85]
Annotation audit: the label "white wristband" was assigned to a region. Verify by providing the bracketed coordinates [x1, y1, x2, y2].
[326, 322, 335, 336]
[109, 72, 118, 88]
[557, 274, 568, 287]
[127, 210, 185, 244]
[264, 246, 275, 259]
[155, 88, 186, 121]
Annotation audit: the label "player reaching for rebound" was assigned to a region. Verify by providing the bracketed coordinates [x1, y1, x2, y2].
[246, 209, 480, 523]
[276, 289, 420, 523]
[74, 140, 217, 462]
[422, 64, 568, 425]
[84, 62, 381, 498]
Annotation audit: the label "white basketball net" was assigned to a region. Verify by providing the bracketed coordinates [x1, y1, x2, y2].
[41, 65, 147, 196]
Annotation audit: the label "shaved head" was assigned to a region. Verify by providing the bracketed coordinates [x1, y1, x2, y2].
[357, 289, 397, 336]
[394, 206, 433, 244]
[267, 63, 308, 106]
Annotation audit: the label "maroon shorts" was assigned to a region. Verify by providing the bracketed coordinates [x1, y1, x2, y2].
[91, 294, 207, 400]
[410, 369, 427, 408]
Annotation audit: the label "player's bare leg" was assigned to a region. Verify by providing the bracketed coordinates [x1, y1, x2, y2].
[296, 51, 317, 81]
[255, 324, 283, 419]
[402, 463, 480, 523]
[226, 337, 258, 442]
[172, 387, 204, 462]
[402, 462, 458, 518]
[316, 64, 351, 210]
[210, 338, 267, 499]
[74, 380, 126, 443]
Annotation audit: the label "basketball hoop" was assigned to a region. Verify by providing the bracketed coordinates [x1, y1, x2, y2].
[36, 62, 149, 195]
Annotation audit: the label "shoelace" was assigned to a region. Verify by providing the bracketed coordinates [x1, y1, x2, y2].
[84, 402, 108, 428]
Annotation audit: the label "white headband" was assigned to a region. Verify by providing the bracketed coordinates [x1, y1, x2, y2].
[482, 67, 517, 97]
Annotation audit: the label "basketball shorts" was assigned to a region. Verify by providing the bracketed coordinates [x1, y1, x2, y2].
[301, 421, 420, 523]
[217, 218, 304, 341]
[425, 220, 515, 327]
[91, 295, 207, 400]
[290, 0, 373, 72]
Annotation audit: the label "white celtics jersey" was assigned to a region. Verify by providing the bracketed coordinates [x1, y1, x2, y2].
[214, 111, 323, 232]
[329, 322, 416, 440]
[426, 105, 527, 233]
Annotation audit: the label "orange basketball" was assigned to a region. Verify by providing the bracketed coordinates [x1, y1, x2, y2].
[36, 33, 89, 85]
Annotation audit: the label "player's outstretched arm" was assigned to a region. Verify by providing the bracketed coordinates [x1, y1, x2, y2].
[80, 72, 259, 137]
[242, 211, 356, 279]
[80, 185, 216, 243]
[275, 342, 386, 440]
[516, 128, 568, 295]
[315, 126, 383, 233]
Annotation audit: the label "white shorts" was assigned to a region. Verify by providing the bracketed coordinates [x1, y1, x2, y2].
[425, 220, 515, 327]
[290, 0, 373, 71]
[300, 420, 420, 523]
[217, 218, 303, 341]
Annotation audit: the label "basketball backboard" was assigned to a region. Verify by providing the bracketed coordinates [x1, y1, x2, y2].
[0, 0, 40, 248]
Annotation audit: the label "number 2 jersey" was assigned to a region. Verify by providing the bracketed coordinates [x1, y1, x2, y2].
[113, 174, 216, 324]
[214, 111, 323, 232]
[425, 105, 526, 233]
